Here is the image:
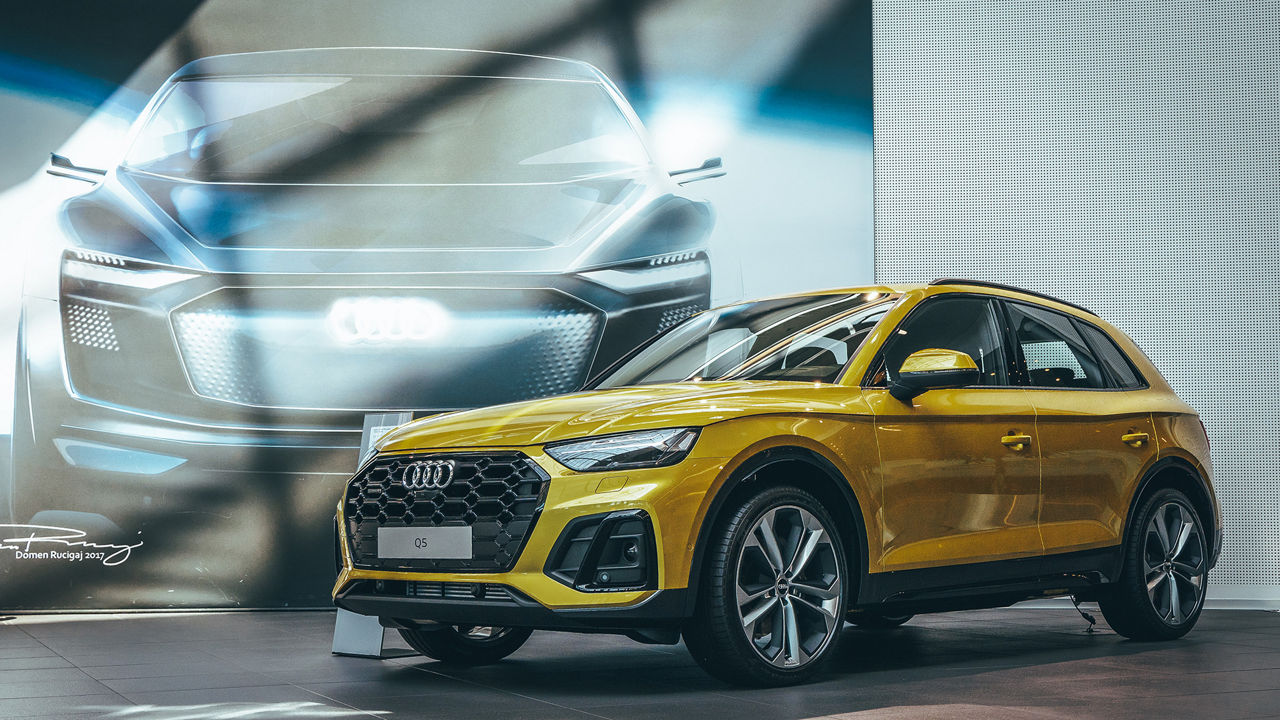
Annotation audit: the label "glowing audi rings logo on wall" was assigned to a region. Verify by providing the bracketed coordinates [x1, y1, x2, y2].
[326, 297, 452, 344]
[401, 459, 456, 491]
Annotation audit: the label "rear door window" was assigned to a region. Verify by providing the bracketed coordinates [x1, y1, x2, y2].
[1006, 302, 1106, 389]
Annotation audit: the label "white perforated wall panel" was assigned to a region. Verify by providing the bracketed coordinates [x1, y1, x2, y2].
[873, 0, 1279, 602]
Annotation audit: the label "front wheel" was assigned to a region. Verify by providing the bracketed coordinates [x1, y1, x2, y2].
[683, 485, 849, 687]
[1098, 488, 1209, 641]
[398, 625, 533, 665]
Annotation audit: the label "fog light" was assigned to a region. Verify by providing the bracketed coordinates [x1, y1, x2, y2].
[544, 509, 657, 592]
[53, 438, 186, 475]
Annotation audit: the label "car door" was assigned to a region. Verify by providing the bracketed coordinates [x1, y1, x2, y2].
[1002, 300, 1158, 556]
[863, 294, 1043, 572]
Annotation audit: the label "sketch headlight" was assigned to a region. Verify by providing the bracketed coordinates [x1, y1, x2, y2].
[579, 251, 708, 293]
[61, 250, 198, 289]
[545, 427, 700, 472]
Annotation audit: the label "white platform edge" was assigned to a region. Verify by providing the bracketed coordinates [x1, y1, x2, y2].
[331, 412, 415, 658]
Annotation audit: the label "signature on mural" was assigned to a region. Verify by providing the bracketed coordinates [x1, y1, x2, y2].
[0, 524, 142, 566]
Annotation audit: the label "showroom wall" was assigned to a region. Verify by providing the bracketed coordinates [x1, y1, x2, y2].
[873, 0, 1279, 604]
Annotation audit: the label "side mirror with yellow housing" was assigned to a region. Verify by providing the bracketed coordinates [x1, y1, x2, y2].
[888, 348, 982, 403]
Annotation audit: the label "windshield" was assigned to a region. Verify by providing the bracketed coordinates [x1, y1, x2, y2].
[123, 75, 651, 184]
[595, 293, 895, 389]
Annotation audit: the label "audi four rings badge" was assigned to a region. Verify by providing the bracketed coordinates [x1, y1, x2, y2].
[402, 459, 455, 490]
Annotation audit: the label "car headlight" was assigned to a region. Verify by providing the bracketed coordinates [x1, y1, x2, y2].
[545, 427, 700, 472]
[579, 252, 708, 294]
[62, 250, 198, 289]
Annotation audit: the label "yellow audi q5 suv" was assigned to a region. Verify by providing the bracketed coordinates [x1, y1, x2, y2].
[333, 279, 1218, 686]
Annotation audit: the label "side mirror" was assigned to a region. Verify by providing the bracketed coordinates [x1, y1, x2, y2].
[669, 157, 726, 185]
[47, 153, 107, 184]
[888, 348, 981, 403]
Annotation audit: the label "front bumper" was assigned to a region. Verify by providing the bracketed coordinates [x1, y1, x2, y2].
[8, 296, 363, 607]
[16, 295, 364, 514]
[332, 449, 728, 625]
[334, 580, 690, 633]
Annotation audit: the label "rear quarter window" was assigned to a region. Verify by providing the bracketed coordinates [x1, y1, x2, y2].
[1076, 320, 1146, 389]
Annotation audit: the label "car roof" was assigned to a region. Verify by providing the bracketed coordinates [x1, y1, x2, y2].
[755, 285, 920, 300]
[169, 47, 606, 83]
[756, 280, 1095, 318]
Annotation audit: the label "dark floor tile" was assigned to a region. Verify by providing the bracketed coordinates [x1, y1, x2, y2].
[338, 692, 605, 719]
[100, 670, 302, 695]
[588, 696, 821, 720]
[81, 659, 255, 681]
[0, 648, 57, 661]
[107, 683, 344, 708]
[0, 694, 130, 718]
[1065, 689, 1280, 720]
[0, 715, 111, 720]
[0, 679, 113, 700]
[0, 632, 41, 650]
[0, 657, 73, 672]
[296, 670, 492, 702]
[0, 669, 95, 687]
[1092, 645, 1280, 676]
[53, 647, 218, 668]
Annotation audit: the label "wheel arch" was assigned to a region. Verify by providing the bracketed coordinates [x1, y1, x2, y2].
[1121, 456, 1218, 574]
[681, 445, 870, 615]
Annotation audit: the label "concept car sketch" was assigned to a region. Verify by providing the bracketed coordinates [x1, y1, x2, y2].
[7, 48, 719, 606]
[333, 280, 1219, 686]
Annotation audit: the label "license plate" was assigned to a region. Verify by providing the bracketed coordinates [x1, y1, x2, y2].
[377, 526, 472, 559]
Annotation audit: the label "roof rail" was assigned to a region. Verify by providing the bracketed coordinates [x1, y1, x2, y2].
[929, 278, 1096, 316]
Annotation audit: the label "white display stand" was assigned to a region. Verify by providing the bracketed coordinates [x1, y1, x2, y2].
[332, 412, 415, 658]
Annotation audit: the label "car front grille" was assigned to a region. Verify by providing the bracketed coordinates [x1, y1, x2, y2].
[170, 287, 603, 410]
[344, 452, 548, 572]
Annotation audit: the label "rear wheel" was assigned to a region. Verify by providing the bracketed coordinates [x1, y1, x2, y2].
[1099, 488, 1208, 640]
[398, 625, 533, 665]
[683, 485, 849, 687]
[848, 611, 913, 629]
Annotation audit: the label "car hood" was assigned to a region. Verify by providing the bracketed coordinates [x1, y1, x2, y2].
[62, 168, 687, 274]
[375, 381, 867, 452]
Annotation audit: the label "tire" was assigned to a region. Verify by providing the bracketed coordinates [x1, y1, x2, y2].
[1098, 488, 1209, 641]
[398, 625, 533, 665]
[683, 485, 850, 687]
[848, 611, 913, 629]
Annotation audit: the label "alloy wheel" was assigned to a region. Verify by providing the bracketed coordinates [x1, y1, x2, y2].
[735, 505, 842, 668]
[1144, 501, 1206, 626]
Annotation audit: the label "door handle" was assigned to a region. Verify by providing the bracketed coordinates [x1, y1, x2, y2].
[1001, 434, 1032, 451]
[1121, 432, 1150, 448]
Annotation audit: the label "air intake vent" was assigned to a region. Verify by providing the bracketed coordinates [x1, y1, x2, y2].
[544, 509, 657, 592]
[64, 302, 120, 352]
[657, 303, 706, 333]
[406, 581, 521, 604]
